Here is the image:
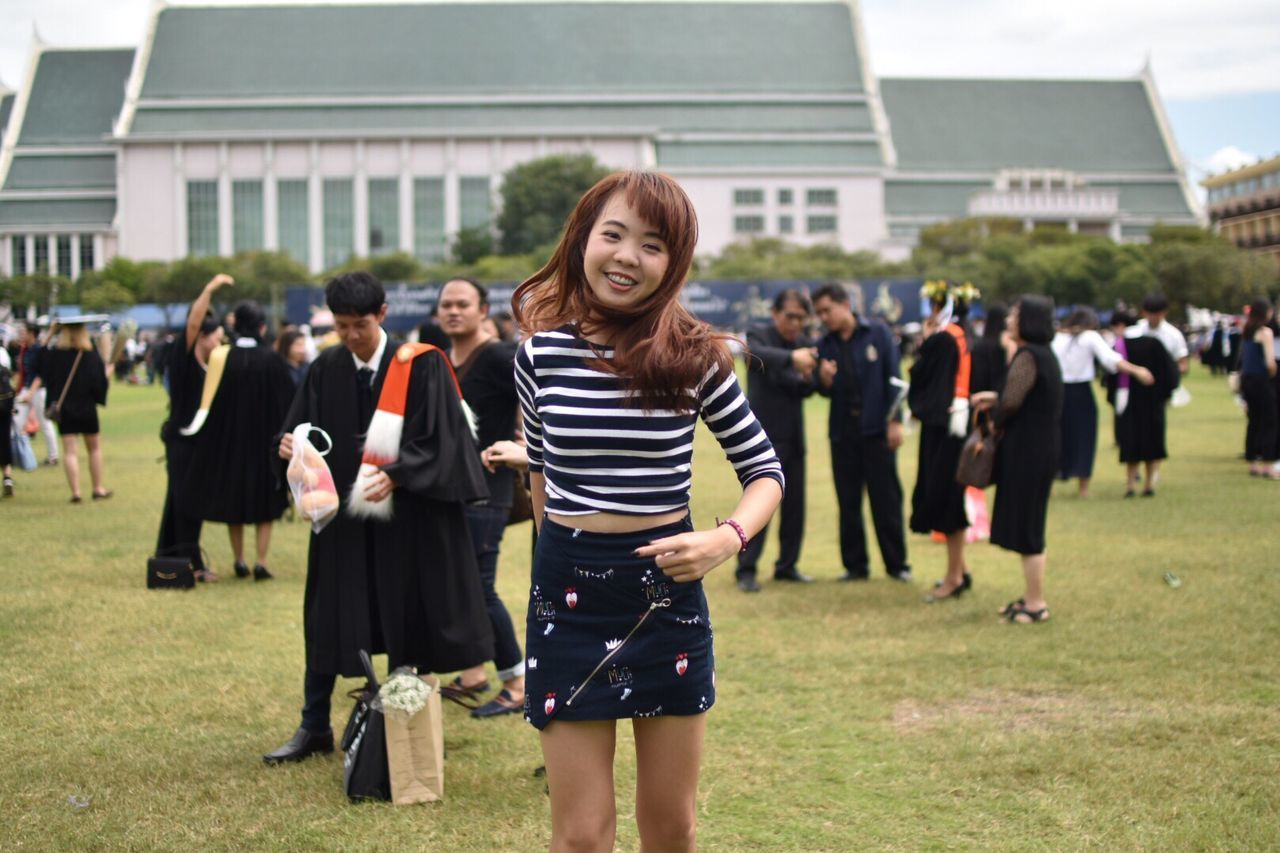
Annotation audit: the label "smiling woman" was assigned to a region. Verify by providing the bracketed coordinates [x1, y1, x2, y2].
[510, 171, 784, 853]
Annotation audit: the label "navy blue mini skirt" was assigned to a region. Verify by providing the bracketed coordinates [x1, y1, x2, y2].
[523, 515, 716, 730]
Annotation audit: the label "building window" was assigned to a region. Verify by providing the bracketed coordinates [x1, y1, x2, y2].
[367, 179, 400, 256]
[187, 180, 219, 257]
[79, 234, 95, 272]
[459, 176, 492, 230]
[34, 236, 49, 272]
[807, 215, 838, 234]
[414, 177, 446, 264]
[889, 224, 920, 240]
[322, 179, 354, 269]
[232, 180, 264, 253]
[12, 236, 27, 274]
[276, 180, 309, 264]
[778, 215, 794, 234]
[733, 188, 764, 206]
[56, 236, 72, 276]
[807, 188, 838, 207]
[734, 215, 765, 235]
[778, 189, 793, 206]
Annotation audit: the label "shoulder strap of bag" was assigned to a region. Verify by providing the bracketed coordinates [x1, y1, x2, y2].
[452, 338, 494, 385]
[54, 349, 85, 412]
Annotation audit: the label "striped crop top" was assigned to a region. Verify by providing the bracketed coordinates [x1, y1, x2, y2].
[514, 326, 784, 516]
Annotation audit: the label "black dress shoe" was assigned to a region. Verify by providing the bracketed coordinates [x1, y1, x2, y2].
[774, 570, 814, 583]
[253, 564, 274, 581]
[234, 561, 251, 579]
[839, 571, 869, 582]
[262, 727, 333, 765]
[736, 576, 761, 593]
[888, 569, 914, 583]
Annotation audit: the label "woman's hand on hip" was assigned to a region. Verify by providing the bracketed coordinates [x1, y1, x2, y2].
[634, 527, 740, 583]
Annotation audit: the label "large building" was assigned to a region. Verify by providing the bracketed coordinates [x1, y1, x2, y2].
[0, 0, 1202, 278]
[1202, 155, 1280, 273]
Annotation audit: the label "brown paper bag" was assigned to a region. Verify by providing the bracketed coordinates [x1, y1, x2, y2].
[383, 674, 445, 804]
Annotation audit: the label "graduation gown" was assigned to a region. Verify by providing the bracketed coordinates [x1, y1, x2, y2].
[908, 328, 968, 533]
[1114, 336, 1178, 463]
[184, 342, 294, 524]
[281, 342, 494, 678]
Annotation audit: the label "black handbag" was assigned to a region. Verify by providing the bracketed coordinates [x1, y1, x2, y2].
[955, 409, 1000, 489]
[341, 650, 391, 802]
[147, 556, 196, 589]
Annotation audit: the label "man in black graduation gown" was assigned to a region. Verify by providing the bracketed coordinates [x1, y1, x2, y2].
[155, 273, 231, 581]
[264, 272, 493, 764]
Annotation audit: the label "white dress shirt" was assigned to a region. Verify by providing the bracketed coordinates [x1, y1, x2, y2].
[1136, 318, 1189, 361]
[1052, 330, 1122, 383]
[351, 328, 388, 384]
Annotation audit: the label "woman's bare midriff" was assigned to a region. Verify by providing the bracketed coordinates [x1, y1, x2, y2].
[545, 508, 688, 534]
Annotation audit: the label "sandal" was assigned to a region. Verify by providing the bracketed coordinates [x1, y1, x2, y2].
[470, 689, 524, 719]
[448, 675, 490, 696]
[1005, 603, 1050, 624]
[92, 490, 114, 500]
[997, 598, 1025, 618]
[195, 568, 220, 583]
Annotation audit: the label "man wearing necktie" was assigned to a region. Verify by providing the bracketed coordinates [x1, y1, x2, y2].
[264, 272, 493, 765]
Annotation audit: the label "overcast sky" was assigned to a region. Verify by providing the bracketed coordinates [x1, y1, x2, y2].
[2, 0, 1277, 178]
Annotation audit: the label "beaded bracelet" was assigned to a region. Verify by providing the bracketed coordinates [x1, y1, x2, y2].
[716, 517, 748, 553]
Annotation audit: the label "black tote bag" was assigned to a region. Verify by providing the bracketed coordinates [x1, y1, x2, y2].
[341, 650, 391, 802]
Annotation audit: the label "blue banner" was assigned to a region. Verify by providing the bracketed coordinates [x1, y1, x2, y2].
[285, 278, 927, 333]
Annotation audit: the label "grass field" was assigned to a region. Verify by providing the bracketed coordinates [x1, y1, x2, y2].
[2, 368, 1277, 851]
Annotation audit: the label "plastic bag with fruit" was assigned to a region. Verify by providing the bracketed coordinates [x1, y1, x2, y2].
[287, 422, 340, 533]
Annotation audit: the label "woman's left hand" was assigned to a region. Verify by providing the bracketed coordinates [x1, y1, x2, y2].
[634, 527, 740, 583]
[970, 390, 997, 411]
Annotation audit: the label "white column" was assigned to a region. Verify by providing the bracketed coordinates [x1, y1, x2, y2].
[444, 138, 460, 239]
[1067, 219, 1078, 234]
[263, 142, 279, 251]
[173, 143, 187, 259]
[0, 235, 8, 277]
[308, 142, 323, 273]
[399, 139, 414, 254]
[25, 235, 35, 274]
[217, 142, 232, 256]
[93, 234, 105, 271]
[46, 236, 56, 275]
[1022, 218, 1035, 234]
[353, 140, 369, 258]
[489, 138, 503, 240]
[1109, 220, 1122, 242]
[70, 234, 82, 280]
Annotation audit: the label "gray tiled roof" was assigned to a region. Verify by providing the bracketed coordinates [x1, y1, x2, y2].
[18, 49, 134, 146]
[0, 49, 131, 229]
[880, 78, 1174, 173]
[139, 3, 865, 99]
[0, 93, 14, 138]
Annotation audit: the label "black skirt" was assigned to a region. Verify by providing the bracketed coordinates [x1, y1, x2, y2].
[523, 516, 715, 731]
[1057, 382, 1099, 479]
[910, 424, 969, 534]
[56, 408, 99, 436]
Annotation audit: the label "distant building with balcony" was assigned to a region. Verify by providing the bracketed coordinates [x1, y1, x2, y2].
[0, 1, 1203, 277]
[1202, 155, 1280, 273]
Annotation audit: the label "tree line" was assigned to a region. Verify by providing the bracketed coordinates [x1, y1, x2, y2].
[3, 155, 1275, 322]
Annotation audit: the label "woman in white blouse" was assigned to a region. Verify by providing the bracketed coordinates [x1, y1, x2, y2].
[1051, 308, 1153, 497]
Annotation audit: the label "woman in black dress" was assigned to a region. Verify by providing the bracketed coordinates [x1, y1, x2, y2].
[37, 319, 111, 503]
[1110, 311, 1178, 497]
[1239, 299, 1278, 478]
[971, 296, 1063, 624]
[911, 282, 975, 600]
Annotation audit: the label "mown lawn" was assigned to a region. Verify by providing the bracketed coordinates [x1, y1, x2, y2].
[1, 368, 1276, 851]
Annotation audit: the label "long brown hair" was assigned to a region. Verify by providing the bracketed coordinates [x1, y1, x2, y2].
[512, 170, 732, 411]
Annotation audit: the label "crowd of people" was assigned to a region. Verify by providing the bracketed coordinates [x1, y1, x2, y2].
[5, 168, 1278, 851]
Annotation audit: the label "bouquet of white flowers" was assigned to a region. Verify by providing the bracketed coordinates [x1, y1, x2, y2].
[374, 667, 434, 717]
